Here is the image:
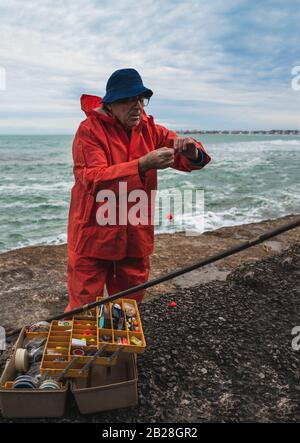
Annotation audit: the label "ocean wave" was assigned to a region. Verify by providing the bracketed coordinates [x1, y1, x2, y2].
[211, 139, 300, 151]
[0, 233, 67, 253]
[155, 195, 300, 234]
[264, 139, 300, 146]
[0, 182, 73, 192]
[0, 201, 69, 209]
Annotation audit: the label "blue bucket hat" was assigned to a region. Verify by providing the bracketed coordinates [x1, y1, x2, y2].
[102, 68, 153, 104]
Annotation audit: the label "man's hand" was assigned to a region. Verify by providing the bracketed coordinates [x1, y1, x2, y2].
[173, 137, 199, 160]
[138, 147, 175, 173]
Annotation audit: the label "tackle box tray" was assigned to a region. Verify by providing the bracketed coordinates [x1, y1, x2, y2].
[0, 328, 68, 418]
[40, 298, 146, 378]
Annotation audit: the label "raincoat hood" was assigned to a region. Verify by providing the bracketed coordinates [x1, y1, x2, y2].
[81, 94, 102, 116]
[80, 94, 114, 122]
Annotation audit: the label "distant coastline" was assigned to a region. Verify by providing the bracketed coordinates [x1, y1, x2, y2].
[176, 129, 300, 135]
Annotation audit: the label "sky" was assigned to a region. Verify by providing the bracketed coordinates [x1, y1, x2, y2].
[0, 0, 300, 134]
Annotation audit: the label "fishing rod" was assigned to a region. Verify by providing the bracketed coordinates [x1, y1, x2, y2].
[6, 215, 300, 339]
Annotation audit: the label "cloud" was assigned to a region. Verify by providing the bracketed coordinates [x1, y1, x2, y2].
[0, 0, 299, 133]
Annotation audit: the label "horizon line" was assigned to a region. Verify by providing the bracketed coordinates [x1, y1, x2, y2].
[1, 129, 300, 136]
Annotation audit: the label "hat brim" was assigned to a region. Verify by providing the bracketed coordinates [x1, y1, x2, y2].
[103, 86, 153, 104]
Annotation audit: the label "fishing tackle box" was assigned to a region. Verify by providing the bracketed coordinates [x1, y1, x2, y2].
[0, 298, 145, 417]
[0, 328, 68, 418]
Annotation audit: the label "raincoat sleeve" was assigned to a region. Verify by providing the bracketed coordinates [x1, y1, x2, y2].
[73, 123, 144, 196]
[154, 124, 211, 172]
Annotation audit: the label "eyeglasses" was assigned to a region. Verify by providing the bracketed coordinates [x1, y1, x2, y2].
[115, 95, 150, 107]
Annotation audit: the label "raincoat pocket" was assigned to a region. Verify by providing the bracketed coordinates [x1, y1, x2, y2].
[74, 225, 127, 260]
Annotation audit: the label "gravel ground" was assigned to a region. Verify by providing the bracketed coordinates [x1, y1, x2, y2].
[1, 240, 300, 423]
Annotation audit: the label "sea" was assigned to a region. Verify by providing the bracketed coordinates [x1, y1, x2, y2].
[0, 134, 300, 253]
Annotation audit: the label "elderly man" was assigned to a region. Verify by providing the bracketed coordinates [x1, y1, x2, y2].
[66, 68, 211, 311]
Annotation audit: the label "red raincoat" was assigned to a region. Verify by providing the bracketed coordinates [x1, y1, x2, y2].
[66, 95, 211, 310]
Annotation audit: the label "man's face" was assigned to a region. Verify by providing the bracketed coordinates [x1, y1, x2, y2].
[107, 95, 147, 131]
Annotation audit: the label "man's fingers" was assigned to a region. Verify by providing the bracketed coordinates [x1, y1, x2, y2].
[173, 138, 181, 151]
[160, 153, 174, 167]
[159, 147, 174, 155]
[155, 147, 174, 168]
[183, 138, 195, 151]
[160, 148, 174, 159]
[174, 138, 185, 152]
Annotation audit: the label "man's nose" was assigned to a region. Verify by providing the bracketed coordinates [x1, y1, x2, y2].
[133, 101, 142, 111]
